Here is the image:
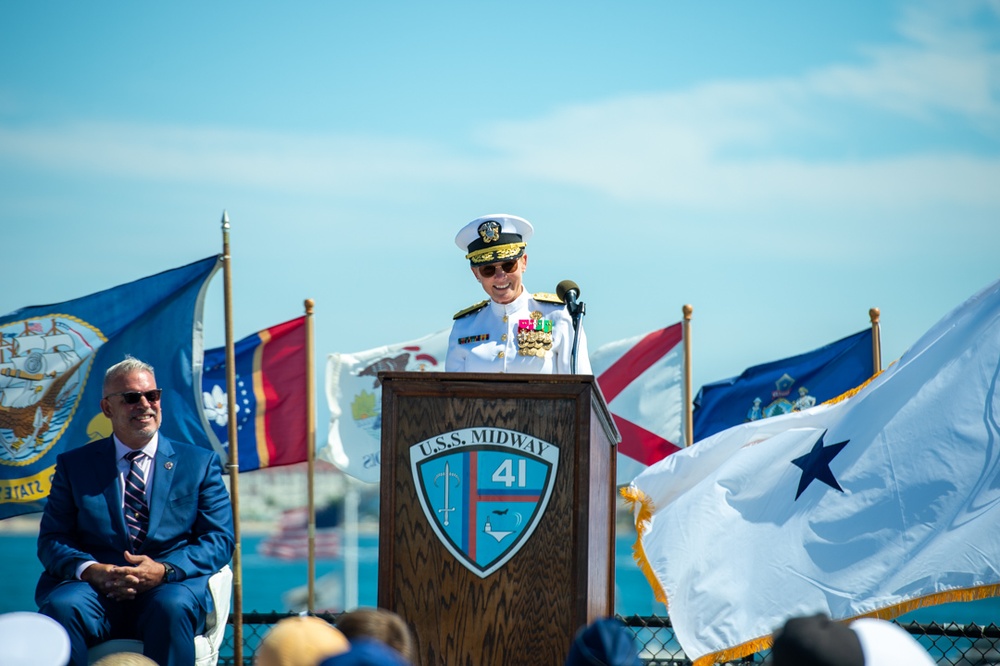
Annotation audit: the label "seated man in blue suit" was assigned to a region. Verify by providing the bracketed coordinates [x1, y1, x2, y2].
[36, 356, 235, 666]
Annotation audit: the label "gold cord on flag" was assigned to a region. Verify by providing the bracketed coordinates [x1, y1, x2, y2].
[619, 486, 668, 606]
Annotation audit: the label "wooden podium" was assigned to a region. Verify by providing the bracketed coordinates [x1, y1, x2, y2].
[377, 372, 621, 665]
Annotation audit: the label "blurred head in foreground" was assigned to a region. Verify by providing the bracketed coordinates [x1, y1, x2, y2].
[771, 613, 935, 666]
[335, 607, 415, 663]
[564, 617, 641, 666]
[92, 654, 157, 666]
[254, 615, 350, 666]
[318, 638, 410, 666]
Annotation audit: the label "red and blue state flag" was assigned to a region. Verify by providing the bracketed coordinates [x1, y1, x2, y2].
[201, 317, 308, 472]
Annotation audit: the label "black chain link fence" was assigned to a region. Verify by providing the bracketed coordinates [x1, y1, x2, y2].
[217, 612, 1000, 665]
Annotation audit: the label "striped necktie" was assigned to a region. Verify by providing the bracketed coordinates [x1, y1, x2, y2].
[123, 450, 149, 551]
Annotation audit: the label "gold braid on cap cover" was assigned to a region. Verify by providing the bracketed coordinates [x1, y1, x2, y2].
[466, 242, 527, 264]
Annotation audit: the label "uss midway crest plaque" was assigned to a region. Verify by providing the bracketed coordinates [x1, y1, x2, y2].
[410, 426, 559, 578]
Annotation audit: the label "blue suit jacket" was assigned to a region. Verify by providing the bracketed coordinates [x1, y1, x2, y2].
[35, 435, 235, 606]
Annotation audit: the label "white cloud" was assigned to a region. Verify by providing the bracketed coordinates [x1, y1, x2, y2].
[474, 0, 1000, 209]
[808, 0, 1000, 122]
[0, 122, 476, 194]
[1, 0, 997, 214]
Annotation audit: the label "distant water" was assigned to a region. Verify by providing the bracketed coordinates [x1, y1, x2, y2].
[4, 532, 998, 624]
[1, 531, 666, 616]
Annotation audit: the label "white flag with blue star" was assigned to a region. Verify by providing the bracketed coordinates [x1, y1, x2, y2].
[624, 277, 1000, 666]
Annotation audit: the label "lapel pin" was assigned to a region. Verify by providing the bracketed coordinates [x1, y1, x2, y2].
[164, 461, 174, 470]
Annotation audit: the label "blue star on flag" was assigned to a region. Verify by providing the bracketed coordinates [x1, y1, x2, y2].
[790, 431, 849, 500]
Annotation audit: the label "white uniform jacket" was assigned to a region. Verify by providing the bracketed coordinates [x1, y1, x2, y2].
[446, 290, 591, 374]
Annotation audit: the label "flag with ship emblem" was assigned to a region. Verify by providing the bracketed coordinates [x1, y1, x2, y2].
[319, 329, 449, 483]
[0, 256, 220, 519]
[201, 316, 307, 472]
[692, 328, 874, 443]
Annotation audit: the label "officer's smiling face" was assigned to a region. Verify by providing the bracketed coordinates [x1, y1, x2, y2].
[473, 254, 527, 305]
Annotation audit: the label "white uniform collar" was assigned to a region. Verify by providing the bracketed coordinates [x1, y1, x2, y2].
[488, 288, 531, 316]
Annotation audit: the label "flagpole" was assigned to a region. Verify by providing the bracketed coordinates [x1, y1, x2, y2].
[344, 479, 360, 610]
[305, 298, 317, 613]
[682, 304, 694, 447]
[869, 307, 882, 374]
[221, 211, 244, 665]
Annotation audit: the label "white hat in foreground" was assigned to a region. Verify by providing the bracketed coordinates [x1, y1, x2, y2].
[850, 618, 936, 666]
[0, 612, 71, 666]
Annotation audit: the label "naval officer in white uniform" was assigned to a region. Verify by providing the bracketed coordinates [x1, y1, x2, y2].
[446, 214, 591, 374]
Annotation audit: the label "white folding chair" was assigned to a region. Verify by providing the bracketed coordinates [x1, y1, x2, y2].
[87, 565, 233, 666]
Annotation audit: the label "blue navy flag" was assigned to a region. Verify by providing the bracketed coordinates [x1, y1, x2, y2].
[0, 256, 220, 519]
[692, 328, 874, 443]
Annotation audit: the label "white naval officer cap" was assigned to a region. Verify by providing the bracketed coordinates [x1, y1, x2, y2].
[0, 611, 71, 666]
[455, 214, 534, 266]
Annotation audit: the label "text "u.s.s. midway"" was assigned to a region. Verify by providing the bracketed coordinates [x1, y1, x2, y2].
[411, 427, 558, 463]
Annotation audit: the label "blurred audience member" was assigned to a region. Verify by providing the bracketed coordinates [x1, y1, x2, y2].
[564, 617, 641, 666]
[318, 637, 410, 666]
[850, 618, 936, 666]
[254, 615, 350, 666]
[336, 607, 415, 663]
[771, 613, 935, 666]
[92, 654, 157, 666]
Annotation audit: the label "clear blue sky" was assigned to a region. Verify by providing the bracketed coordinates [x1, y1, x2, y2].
[2, 1, 998, 429]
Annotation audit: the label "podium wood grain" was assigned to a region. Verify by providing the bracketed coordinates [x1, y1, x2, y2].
[378, 373, 619, 666]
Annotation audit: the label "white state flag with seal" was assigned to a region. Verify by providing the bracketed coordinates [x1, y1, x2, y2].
[624, 277, 1000, 665]
[320, 329, 449, 483]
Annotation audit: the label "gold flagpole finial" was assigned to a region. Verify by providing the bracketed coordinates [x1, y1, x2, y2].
[869, 307, 882, 374]
[682, 304, 694, 447]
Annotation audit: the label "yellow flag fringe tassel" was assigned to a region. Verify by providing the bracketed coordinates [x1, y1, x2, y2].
[695, 636, 774, 666]
[851, 583, 1000, 623]
[822, 366, 887, 406]
[620, 486, 669, 606]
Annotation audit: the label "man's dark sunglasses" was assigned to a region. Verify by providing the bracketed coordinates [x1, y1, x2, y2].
[104, 389, 163, 404]
[478, 260, 519, 278]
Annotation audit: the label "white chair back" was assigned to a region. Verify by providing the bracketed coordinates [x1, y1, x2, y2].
[87, 565, 233, 666]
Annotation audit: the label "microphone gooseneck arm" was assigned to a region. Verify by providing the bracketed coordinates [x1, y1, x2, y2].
[556, 280, 586, 374]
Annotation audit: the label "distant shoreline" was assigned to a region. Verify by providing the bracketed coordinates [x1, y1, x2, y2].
[0, 515, 380, 537]
[0, 516, 41, 535]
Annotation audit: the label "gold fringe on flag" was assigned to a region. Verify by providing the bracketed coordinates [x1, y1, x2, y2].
[821, 365, 888, 406]
[696, 582, 1000, 665]
[619, 486, 668, 606]
[696, 636, 774, 665]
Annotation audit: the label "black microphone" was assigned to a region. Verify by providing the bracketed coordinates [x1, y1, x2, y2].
[557, 280, 585, 374]
[556, 280, 580, 310]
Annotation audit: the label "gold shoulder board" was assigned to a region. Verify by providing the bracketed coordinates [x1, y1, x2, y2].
[533, 292, 564, 305]
[453, 300, 489, 320]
